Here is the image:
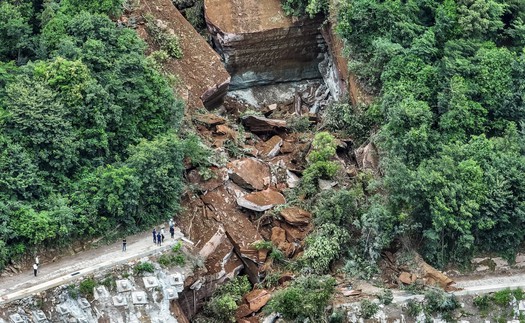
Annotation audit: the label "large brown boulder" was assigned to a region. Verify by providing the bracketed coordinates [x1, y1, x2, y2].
[241, 115, 287, 133]
[227, 158, 271, 191]
[237, 189, 286, 212]
[279, 207, 311, 226]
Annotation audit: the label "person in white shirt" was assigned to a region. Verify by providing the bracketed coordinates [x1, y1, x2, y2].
[33, 263, 38, 276]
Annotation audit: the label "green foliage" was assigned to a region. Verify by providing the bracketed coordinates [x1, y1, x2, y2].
[300, 132, 339, 197]
[300, 223, 349, 273]
[360, 299, 379, 319]
[378, 289, 394, 305]
[473, 294, 491, 312]
[134, 262, 155, 275]
[288, 115, 311, 132]
[493, 288, 513, 306]
[424, 289, 460, 314]
[158, 241, 185, 267]
[281, 0, 328, 17]
[145, 16, 183, 59]
[68, 284, 80, 299]
[406, 299, 423, 317]
[79, 278, 96, 298]
[265, 275, 335, 322]
[204, 276, 251, 322]
[337, 0, 525, 267]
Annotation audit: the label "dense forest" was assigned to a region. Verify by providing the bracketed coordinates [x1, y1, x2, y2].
[284, 0, 525, 269]
[0, 0, 208, 270]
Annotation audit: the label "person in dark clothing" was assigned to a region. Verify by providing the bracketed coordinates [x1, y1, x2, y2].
[122, 238, 127, 251]
[169, 226, 175, 239]
[33, 263, 38, 277]
[161, 233, 165, 243]
[152, 228, 157, 244]
[157, 232, 162, 246]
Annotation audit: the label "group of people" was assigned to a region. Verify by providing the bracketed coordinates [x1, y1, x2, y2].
[152, 218, 176, 246]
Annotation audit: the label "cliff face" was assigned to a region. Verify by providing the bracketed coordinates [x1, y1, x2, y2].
[205, 0, 326, 89]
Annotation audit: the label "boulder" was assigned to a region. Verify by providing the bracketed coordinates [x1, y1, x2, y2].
[399, 272, 413, 285]
[237, 189, 286, 212]
[187, 167, 228, 192]
[193, 113, 226, 127]
[241, 115, 287, 133]
[271, 227, 294, 257]
[215, 124, 237, 140]
[355, 142, 379, 171]
[286, 170, 300, 188]
[280, 141, 294, 154]
[319, 179, 337, 190]
[245, 289, 271, 312]
[235, 304, 254, 319]
[259, 135, 283, 158]
[228, 158, 270, 191]
[279, 207, 311, 226]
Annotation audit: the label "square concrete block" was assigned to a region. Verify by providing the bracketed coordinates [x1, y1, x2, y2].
[32, 310, 47, 322]
[56, 304, 69, 315]
[131, 291, 148, 305]
[170, 273, 184, 293]
[94, 285, 109, 300]
[519, 300, 525, 311]
[143, 276, 159, 288]
[9, 314, 23, 323]
[78, 298, 90, 309]
[165, 288, 178, 300]
[112, 295, 128, 307]
[116, 279, 132, 293]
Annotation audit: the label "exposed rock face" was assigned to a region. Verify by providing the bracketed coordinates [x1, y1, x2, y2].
[355, 142, 379, 171]
[204, 0, 326, 89]
[135, 0, 230, 109]
[228, 158, 271, 191]
[258, 135, 283, 158]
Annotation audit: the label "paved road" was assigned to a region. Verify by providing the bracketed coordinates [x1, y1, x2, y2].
[0, 228, 190, 306]
[393, 273, 525, 303]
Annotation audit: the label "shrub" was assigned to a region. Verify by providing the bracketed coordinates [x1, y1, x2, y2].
[300, 223, 349, 273]
[79, 278, 96, 298]
[361, 299, 379, 319]
[145, 16, 183, 59]
[406, 299, 422, 317]
[204, 276, 252, 322]
[206, 294, 237, 322]
[493, 288, 513, 306]
[68, 284, 79, 299]
[134, 261, 155, 275]
[473, 294, 491, 311]
[378, 289, 394, 305]
[265, 275, 335, 321]
[424, 289, 460, 314]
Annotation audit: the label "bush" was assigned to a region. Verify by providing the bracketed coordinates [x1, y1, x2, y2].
[134, 261, 155, 275]
[265, 275, 335, 321]
[145, 16, 183, 59]
[68, 284, 79, 299]
[206, 294, 237, 322]
[406, 299, 422, 317]
[361, 299, 379, 319]
[79, 278, 96, 298]
[424, 289, 460, 314]
[493, 288, 513, 306]
[473, 294, 491, 311]
[300, 223, 349, 273]
[378, 289, 394, 305]
[204, 276, 252, 322]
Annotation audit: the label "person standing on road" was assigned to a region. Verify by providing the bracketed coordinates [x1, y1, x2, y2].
[169, 218, 174, 229]
[170, 226, 175, 239]
[122, 238, 127, 252]
[35, 255, 39, 268]
[152, 228, 157, 244]
[157, 231, 162, 246]
[33, 263, 38, 276]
